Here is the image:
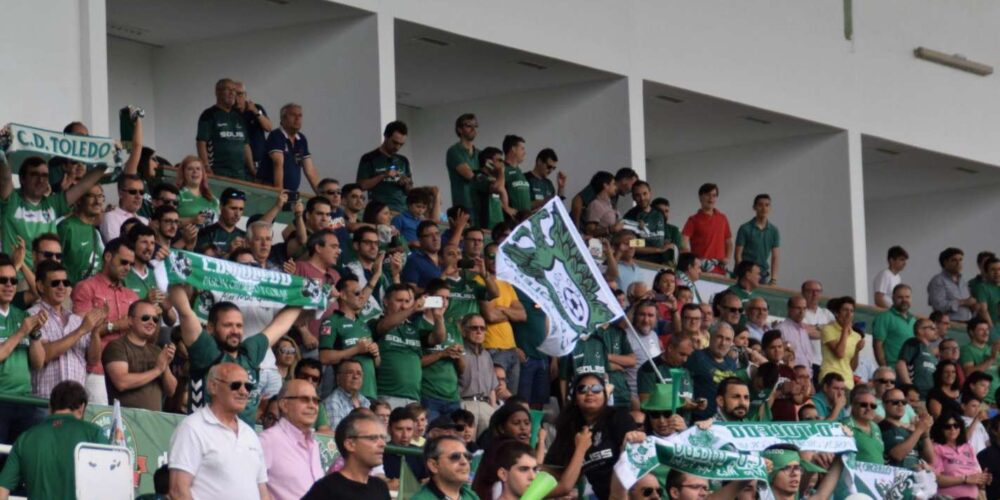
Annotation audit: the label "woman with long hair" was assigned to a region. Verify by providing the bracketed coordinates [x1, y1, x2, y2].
[362, 199, 406, 251]
[542, 373, 645, 499]
[472, 402, 544, 499]
[930, 410, 990, 498]
[927, 359, 962, 418]
[175, 155, 217, 226]
[273, 336, 301, 382]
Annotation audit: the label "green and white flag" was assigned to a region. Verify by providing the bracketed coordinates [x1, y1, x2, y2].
[667, 421, 858, 453]
[496, 197, 625, 356]
[835, 454, 937, 500]
[615, 437, 769, 490]
[2, 123, 117, 165]
[166, 250, 328, 311]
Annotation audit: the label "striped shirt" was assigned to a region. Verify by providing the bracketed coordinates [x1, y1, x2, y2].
[29, 301, 87, 398]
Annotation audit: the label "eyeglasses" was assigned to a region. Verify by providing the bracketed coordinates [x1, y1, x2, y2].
[943, 423, 962, 430]
[576, 383, 605, 394]
[122, 188, 145, 196]
[48, 279, 72, 288]
[350, 434, 389, 442]
[885, 399, 906, 406]
[284, 395, 321, 405]
[323, 190, 341, 196]
[278, 347, 296, 355]
[0, 277, 18, 286]
[854, 402, 877, 410]
[647, 411, 673, 420]
[465, 325, 487, 331]
[875, 378, 895, 385]
[359, 239, 380, 246]
[637, 486, 665, 498]
[723, 306, 744, 313]
[298, 373, 321, 383]
[138, 314, 160, 323]
[41, 251, 63, 261]
[158, 198, 178, 207]
[436, 451, 473, 462]
[216, 379, 255, 392]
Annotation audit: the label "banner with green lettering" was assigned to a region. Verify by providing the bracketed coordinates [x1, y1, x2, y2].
[615, 437, 768, 490]
[2, 123, 117, 165]
[165, 250, 328, 311]
[666, 421, 858, 453]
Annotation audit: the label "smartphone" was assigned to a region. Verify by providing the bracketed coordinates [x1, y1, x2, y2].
[423, 296, 444, 309]
[629, 238, 646, 248]
[457, 258, 475, 270]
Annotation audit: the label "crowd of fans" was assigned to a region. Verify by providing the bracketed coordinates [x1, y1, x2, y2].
[0, 77, 999, 499]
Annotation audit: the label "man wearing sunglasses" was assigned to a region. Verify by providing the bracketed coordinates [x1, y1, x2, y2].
[58, 184, 105, 284]
[171, 285, 302, 425]
[196, 187, 247, 255]
[842, 384, 885, 464]
[258, 379, 325, 500]
[100, 174, 148, 243]
[412, 435, 477, 500]
[880, 387, 934, 469]
[169, 362, 268, 499]
[102, 300, 176, 411]
[524, 148, 565, 211]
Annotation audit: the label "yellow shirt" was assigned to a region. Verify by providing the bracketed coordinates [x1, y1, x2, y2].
[477, 278, 518, 350]
[819, 323, 862, 389]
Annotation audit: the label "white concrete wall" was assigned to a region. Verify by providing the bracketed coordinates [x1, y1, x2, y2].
[107, 37, 157, 146]
[148, 16, 381, 180]
[865, 181, 1000, 316]
[397, 78, 632, 209]
[646, 132, 856, 296]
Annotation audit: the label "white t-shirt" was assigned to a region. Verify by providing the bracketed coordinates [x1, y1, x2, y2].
[873, 269, 901, 304]
[804, 307, 836, 366]
[963, 416, 989, 455]
[169, 407, 268, 499]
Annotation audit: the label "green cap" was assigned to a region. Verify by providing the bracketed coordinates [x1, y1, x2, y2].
[760, 449, 827, 482]
[641, 383, 677, 411]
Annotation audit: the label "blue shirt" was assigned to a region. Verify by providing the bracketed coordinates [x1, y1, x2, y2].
[392, 211, 423, 243]
[241, 105, 269, 164]
[401, 250, 441, 289]
[684, 349, 739, 420]
[259, 128, 311, 192]
[811, 392, 849, 420]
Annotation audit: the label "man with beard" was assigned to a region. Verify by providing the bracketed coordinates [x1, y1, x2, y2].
[624, 181, 671, 264]
[196, 188, 247, 255]
[150, 205, 181, 250]
[344, 226, 402, 323]
[714, 376, 750, 421]
[102, 300, 177, 411]
[685, 322, 738, 420]
[58, 184, 104, 283]
[446, 114, 481, 226]
[760, 447, 843, 500]
[170, 285, 302, 425]
[873, 284, 917, 367]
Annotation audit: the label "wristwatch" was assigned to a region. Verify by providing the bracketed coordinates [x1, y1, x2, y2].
[29, 330, 42, 341]
[107, 322, 115, 333]
[256, 109, 264, 117]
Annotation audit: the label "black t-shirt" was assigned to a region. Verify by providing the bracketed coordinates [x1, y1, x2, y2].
[302, 472, 390, 500]
[544, 408, 638, 500]
[978, 445, 1000, 500]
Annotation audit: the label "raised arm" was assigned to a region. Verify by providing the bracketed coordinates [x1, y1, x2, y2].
[261, 306, 304, 347]
[65, 164, 108, 205]
[123, 115, 143, 176]
[169, 286, 204, 347]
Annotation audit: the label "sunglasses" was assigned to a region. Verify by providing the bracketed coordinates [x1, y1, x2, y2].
[724, 306, 744, 313]
[437, 451, 473, 462]
[0, 277, 18, 286]
[323, 190, 341, 196]
[875, 378, 895, 385]
[647, 411, 673, 420]
[48, 279, 72, 288]
[41, 251, 63, 260]
[576, 383, 605, 395]
[218, 379, 255, 392]
[885, 399, 906, 406]
[637, 486, 664, 498]
[284, 395, 321, 405]
[278, 347, 297, 355]
[158, 198, 178, 207]
[855, 402, 877, 410]
[122, 189, 145, 196]
[944, 423, 962, 430]
[138, 314, 160, 323]
[465, 325, 487, 331]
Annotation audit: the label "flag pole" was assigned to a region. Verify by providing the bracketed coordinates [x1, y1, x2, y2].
[620, 315, 668, 385]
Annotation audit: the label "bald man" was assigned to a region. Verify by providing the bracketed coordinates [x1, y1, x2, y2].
[170, 363, 270, 499]
[259, 379, 324, 500]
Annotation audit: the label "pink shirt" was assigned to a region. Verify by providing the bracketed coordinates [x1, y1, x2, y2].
[71, 273, 138, 374]
[776, 318, 818, 372]
[99, 206, 148, 243]
[258, 418, 324, 500]
[932, 442, 981, 499]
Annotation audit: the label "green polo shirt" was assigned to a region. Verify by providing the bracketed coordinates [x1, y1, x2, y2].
[897, 338, 936, 397]
[972, 281, 1000, 338]
[735, 219, 780, 274]
[503, 164, 531, 213]
[664, 223, 682, 264]
[726, 284, 754, 305]
[470, 173, 503, 230]
[880, 421, 924, 469]
[321, 311, 378, 399]
[2, 190, 69, 273]
[560, 334, 607, 380]
[124, 267, 158, 300]
[525, 172, 555, 203]
[623, 206, 667, 248]
[196, 223, 246, 254]
[960, 342, 1000, 404]
[196, 105, 248, 180]
[187, 331, 269, 426]
[421, 321, 463, 402]
[601, 326, 634, 408]
[871, 308, 916, 366]
[843, 416, 884, 465]
[513, 289, 547, 360]
[0, 306, 30, 396]
[57, 215, 103, 283]
[446, 142, 480, 216]
[357, 149, 412, 213]
[0, 414, 108, 500]
[444, 275, 486, 340]
[373, 316, 434, 400]
[177, 187, 219, 224]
